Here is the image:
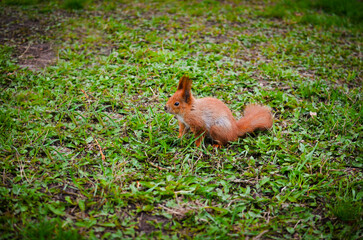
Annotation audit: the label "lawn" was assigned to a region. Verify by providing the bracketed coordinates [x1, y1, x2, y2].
[0, 0, 362, 239]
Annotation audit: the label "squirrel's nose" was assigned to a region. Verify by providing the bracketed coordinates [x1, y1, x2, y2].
[164, 106, 167, 111]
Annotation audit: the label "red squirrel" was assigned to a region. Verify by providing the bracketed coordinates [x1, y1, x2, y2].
[165, 76, 273, 147]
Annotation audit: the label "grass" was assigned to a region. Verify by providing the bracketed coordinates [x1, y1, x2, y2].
[0, 0, 362, 239]
[263, 0, 363, 27]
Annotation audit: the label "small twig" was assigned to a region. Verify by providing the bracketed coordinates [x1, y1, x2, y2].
[227, 198, 243, 208]
[149, 87, 155, 95]
[159, 205, 185, 216]
[148, 161, 167, 171]
[229, 179, 256, 185]
[190, 152, 203, 173]
[320, 156, 328, 174]
[278, 86, 291, 90]
[62, 190, 81, 197]
[94, 138, 105, 161]
[253, 230, 269, 240]
[266, 210, 270, 224]
[19, 43, 31, 59]
[80, 89, 92, 107]
[80, 89, 89, 99]
[294, 219, 301, 229]
[16, 151, 30, 183]
[64, 213, 77, 220]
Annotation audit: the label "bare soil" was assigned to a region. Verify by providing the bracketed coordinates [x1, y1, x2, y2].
[0, 7, 57, 70]
[17, 43, 57, 70]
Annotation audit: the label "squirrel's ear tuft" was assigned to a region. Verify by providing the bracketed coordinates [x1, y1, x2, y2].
[177, 76, 190, 90]
[181, 76, 192, 103]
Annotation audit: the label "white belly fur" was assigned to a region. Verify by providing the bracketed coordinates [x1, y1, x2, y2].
[204, 115, 232, 131]
[214, 116, 232, 130]
[176, 113, 231, 131]
[176, 115, 190, 128]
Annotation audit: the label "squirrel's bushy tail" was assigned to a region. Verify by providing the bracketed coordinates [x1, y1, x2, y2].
[237, 104, 273, 136]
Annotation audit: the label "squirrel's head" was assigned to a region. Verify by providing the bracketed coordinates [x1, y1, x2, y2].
[165, 76, 193, 115]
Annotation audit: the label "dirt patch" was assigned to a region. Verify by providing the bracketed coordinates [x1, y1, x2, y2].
[137, 212, 169, 234]
[17, 43, 57, 70]
[0, 6, 58, 70]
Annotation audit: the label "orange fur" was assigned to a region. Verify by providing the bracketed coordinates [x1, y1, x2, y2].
[165, 76, 273, 147]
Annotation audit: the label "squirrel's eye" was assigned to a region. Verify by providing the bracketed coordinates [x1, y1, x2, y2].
[174, 102, 180, 106]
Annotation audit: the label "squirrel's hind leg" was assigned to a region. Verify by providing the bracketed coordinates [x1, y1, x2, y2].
[209, 125, 237, 146]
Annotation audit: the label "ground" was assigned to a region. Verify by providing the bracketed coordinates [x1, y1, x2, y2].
[0, 0, 362, 239]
